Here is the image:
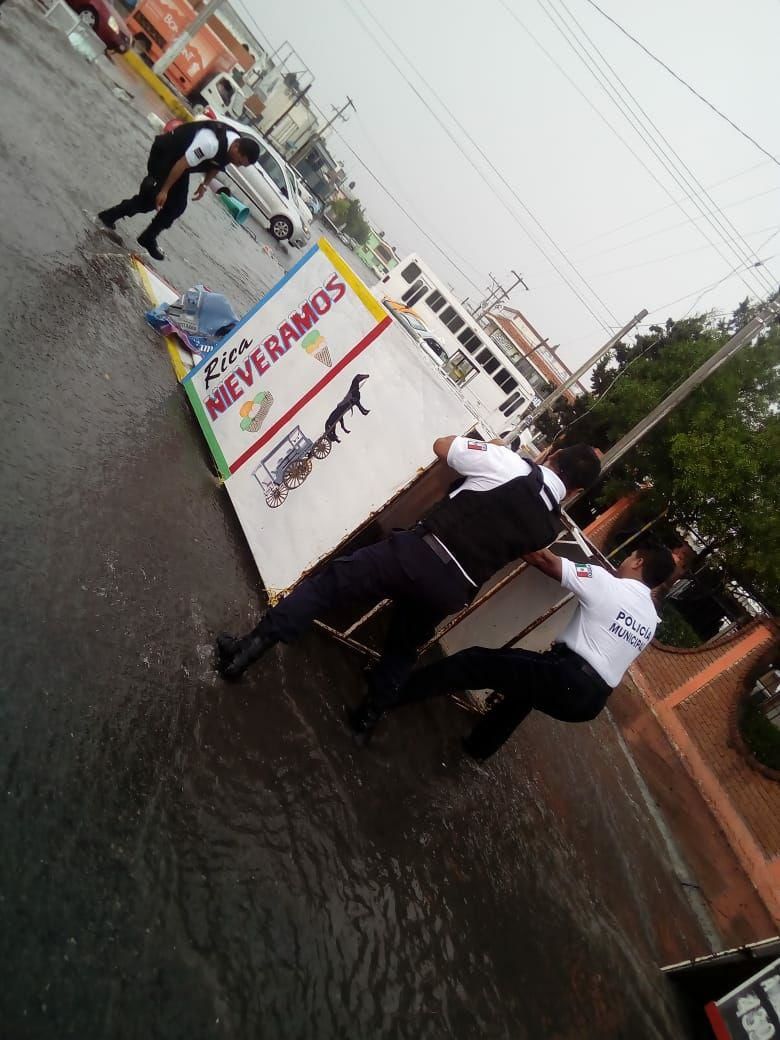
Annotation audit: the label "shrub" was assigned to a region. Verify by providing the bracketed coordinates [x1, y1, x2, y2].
[740, 701, 780, 771]
[656, 605, 701, 648]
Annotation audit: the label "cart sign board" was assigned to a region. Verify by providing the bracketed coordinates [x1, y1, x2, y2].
[705, 958, 780, 1040]
[183, 239, 390, 479]
[182, 239, 477, 595]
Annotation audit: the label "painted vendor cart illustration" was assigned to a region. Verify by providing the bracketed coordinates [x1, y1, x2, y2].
[254, 425, 331, 508]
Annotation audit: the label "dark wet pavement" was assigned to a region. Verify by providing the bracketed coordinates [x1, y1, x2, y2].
[1, 6, 708, 1038]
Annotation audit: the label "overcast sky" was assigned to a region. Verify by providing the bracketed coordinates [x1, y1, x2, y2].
[237, 0, 780, 369]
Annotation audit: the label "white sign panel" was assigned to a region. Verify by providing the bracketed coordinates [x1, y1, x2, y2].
[183, 239, 387, 478]
[183, 240, 477, 594]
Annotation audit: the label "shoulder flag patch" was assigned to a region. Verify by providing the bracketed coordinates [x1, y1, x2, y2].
[575, 564, 592, 578]
[194, 147, 205, 159]
[467, 440, 488, 451]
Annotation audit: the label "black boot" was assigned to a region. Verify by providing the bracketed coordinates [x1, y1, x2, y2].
[137, 227, 165, 261]
[215, 633, 241, 674]
[461, 734, 489, 762]
[97, 209, 118, 230]
[215, 623, 277, 680]
[346, 697, 384, 740]
[97, 192, 147, 229]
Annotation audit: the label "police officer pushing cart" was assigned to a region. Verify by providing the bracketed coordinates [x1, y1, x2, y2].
[383, 542, 676, 760]
[98, 121, 260, 260]
[215, 437, 601, 734]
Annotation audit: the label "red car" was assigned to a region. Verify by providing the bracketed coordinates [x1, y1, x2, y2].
[66, 0, 131, 53]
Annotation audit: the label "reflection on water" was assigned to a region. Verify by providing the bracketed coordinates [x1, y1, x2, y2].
[0, 22, 701, 1027]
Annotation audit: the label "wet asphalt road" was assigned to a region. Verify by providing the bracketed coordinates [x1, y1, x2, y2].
[1, 6, 707, 1039]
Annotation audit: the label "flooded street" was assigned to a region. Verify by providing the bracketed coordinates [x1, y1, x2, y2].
[1, 7, 708, 1038]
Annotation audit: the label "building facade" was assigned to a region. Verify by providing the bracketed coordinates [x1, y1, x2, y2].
[353, 228, 399, 279]
[481, 305, 578, 404]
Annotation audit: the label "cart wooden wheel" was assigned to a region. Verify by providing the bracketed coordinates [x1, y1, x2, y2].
[265, 482, 288, 508]
[282, 457, 313, 489]
[311, 436, 332, 459]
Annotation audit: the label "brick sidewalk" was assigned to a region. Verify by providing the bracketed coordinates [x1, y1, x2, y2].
[611, 671, 778, 943]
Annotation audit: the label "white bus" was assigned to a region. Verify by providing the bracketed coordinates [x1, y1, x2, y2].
[374, 255, 539, 434]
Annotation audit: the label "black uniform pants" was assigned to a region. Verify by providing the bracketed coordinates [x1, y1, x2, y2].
[256, 531, 473, 704]
[101, 136, 191, 234]
[395, 644, 612, 760]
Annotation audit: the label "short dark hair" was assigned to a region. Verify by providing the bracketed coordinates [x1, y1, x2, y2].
[554, 444, 600, 491]
[638, 546, 676, 588]
[237, 137, 260, 164]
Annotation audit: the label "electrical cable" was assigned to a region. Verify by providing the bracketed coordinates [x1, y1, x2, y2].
[553, 0, 778, 295]
[328, 127, 486, 292]
[581, 0, 780, 170]
[547, 251, 777, 437]
[498, 0, 777, 306]
[539, 224, 780, 284]
[577, 187, 780, 262]
[349, 110, 488, 283]
[229, 1, 487, 291]
[646, 262, 768, 319]
[342, 0, 618, 333]
[538, 0, 777, 299]
[574, 161, 775, 247]
[496, 0, 776, 284]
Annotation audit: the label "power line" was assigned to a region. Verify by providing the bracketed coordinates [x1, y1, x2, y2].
[582, 0, 780, 170]
[577, 186, 780, 262]
[573, 160, 775, 248]
[537, 0, 777, 298]
[646, 262, 766, 319]
[232, 0, 285, 57]
[329, 127, 485, 293]
[552, 273, 761, 437]
[541, 0, 777, 297]
[554, 0, 778, 295]
[348, 110, 487, 283]
[498, 0, 777, 298]
[341, 0, 619, 333]
[530, 224, 779, 290]
[228, 1, 487, 290]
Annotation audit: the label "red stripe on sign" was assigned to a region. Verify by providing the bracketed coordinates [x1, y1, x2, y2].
[229, 316, 392, 475]
[704, 1003, 732, 1040]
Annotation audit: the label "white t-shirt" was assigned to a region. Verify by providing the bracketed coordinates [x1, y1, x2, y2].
[446, 437, 566, 506]
[434, 438, 565, 585]
[184, 128, 239, 168]
[558, 558, 660, 687]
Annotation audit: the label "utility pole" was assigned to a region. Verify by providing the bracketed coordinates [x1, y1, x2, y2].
[505, 308, 648, 440]
[153, 0, 228, 77]
[598, 303, 779, 474]
[474, 270, 528, 321]
[288, 96, 355, 166]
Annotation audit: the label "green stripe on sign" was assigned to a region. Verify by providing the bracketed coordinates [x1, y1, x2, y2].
[184, 380, 231, 480]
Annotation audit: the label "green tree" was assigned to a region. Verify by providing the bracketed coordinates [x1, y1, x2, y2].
[327, 198, 350, 226]
[327, 197, 370, 246]
[544, 305, 780, 609]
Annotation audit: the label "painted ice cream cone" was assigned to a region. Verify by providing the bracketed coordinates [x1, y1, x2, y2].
[239, 391, 274, 433]
[313, 345, 332, 368]
[301, 329, 331, 367]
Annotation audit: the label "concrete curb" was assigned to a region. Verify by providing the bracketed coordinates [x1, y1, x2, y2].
[121, 50, 192, 122]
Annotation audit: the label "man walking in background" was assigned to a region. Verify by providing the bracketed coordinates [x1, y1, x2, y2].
[98, 120, 259, 260]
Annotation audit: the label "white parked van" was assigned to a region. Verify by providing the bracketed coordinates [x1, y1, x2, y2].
[382, 298, 449, 368]
[199, 115, 311, 247]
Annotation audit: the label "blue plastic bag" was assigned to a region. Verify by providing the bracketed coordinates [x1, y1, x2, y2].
[145, 285, 238, 357]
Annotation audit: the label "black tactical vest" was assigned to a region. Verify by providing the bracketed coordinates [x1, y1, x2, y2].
[153, 121, 234, 174]
[421, 459, 562, 587]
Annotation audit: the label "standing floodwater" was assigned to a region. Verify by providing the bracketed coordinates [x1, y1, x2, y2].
[0, 6, 704, 1038]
